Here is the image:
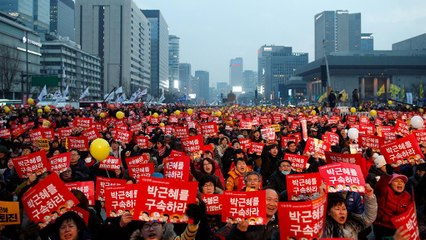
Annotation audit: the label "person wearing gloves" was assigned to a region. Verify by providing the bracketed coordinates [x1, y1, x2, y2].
[373, 173, 413, 239]
[366, 155, 392, 189]
[322, 184, 377, 239]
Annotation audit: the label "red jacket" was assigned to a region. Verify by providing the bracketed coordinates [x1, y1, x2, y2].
[374, 174, 412, 229]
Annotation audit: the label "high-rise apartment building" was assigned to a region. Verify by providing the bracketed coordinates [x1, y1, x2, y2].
[243, 70, 258, 93]
[315, 10, 361, 59]
[361, 33, 374, 51]
[50, 0, 75, 40]
[258, 45, 308, 101]
[169, 35, 180, 91]
[142, 10, 169, 98]
[179, 63, 191, 96]
[75, 0, 151, 96]
[229, 57, 243, 89]
[195, 70, 209, 102]
[0, 0, 50, 35]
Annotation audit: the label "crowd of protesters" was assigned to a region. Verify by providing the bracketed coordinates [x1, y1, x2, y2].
[0, 100, 425, 240]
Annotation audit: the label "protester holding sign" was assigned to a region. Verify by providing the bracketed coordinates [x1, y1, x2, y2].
[322, 184, 377, 238]
[267, 160, 295, 194]
[225, 157, 252, 191]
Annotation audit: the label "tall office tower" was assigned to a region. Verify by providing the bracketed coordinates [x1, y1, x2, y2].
[229, 57, 243, 89]
[315, 10, 361, 59]
[243, 70, 258, 93]
[0, 0, 50, 34]
[258, 45, 308, 101]
[361, 33, 374, 51]
[179, 63, 191, 96]
[169, 35, 180, 91]
[75, 0, 151, 96]
[195, 70, 209, 102]
[50, 0, 75, 40]
[142, 10, 169, 98]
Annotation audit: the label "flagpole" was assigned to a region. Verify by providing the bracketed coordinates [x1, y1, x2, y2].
[103, 87, 117, 103]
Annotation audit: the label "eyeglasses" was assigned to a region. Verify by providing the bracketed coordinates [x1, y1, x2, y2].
[202, 182, 215, 188]
[142, 222, 162, 230]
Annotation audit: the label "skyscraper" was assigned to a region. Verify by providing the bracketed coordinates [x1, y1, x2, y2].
[75, 0, 151, 95]
[229, 57, 243, 89]
[258, 45, 308, 101]
[243, 70, 258, 93]
[315, 10, 361, 59]
[142, 10, 169, 98]
[195, 70, 209, 102]
[50, 0, 75, 40]
[169, 35, 180, 91]
[361, 33, 374, 51]
[179, 63, 191, 96]
[0, 0, 50, 34]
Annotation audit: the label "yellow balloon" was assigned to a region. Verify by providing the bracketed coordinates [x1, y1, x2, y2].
[159, 122, 165, 127]
[116, 111, 125, 119]
[370, 109, 377, 117]
[152, 112, 159, 118]
[99, 112, 106, 118]
[44, 106, 51, 113]
[359, 106, 363, 110]
[388, 100, 393, 105]
[175, 110, 181, 116]
[3, 106, 10, 113]
[90, 138, 110, 161]
[420, 108, 424, 113]
[163, 109, 167, 113]
[216, 111, 222, 117]
[187, 108, 193, 115]
[311, 110, 316, 115]
[27, 98, 35, 105]
[303, 107, 306, 110]
[37, 109, 43, 114]
[350, 107, 356, 113]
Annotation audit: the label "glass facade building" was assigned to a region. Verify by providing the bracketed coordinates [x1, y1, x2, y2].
[50, 0, 75, 40]
[168, 35, 180, 91]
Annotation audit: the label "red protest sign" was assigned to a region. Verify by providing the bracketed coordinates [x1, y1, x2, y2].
[281, 136, 298, 148]
[130, 123, 143, 132]
[99, 156, 122, 170]
[319, 162, 365, 193]
[22, 173, 79, 224]
[240, 119, 253, 130]
[65, 181, 95, 206]
[359, 124, 375, 136]
[394, 120, 410, 137]
[284, 153, 308, 172]
[128, 162, 154, 181]
[391, 203, 420, 240]
[413, 129, 426, 145]
[174, 126, 189, 139]
[325, 152, 363, 166]
[359, 116, 370, 125]
[104, 184, 140, 217]
[380, 134, 425, 166]
[249, 142, 264, 155]
[125, 154, 150, 166]
[322, 132, 340, 146]
[201, 194, 222, 215]
[261, 127, 276, 141]
[133, 178, 198, 223]
[278, 194, 327, 239]
[66, 137, 89, 151]
[303, 138, 331, 159]
[48, 152, 71, 175]
[221, 191, 266, 225]
[114, 129, 132, 144]
[358, 134, 384, 153]
[29, 129, 43, 142]
[286, 173, 322, 201]
[164, 156, 190, 181]
[95, 177, 126, 201]
[82, 128, 100, 141]
[168, 116, 178, 124]
[73, 117, 93, 129]
[0, 129, 11, 139]
[12, 150, 49, 178]
[181, 135, 204, 153]
[238, 138, 252, 151]
[57, 127, 72, 139]
[134, 135, 150, 149]
[201, 122, 218, 137]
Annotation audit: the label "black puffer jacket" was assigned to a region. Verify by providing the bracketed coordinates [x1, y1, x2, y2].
[226, 216, 279, 240]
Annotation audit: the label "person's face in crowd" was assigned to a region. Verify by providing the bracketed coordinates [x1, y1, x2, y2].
[204, 151, 213, 159]
[7, 159, 13, 169]
[22, 148, 31, 156]
[265, 189, 278, 218]
[390, 178, 406, 193]
[156, 142, 163, 149]
[279, 161, 292, 175]
[61, 168, 72, 181]
[418, 169, 426, 178]
[59, 219, 78, 240]
[190, 151, 202, 162]
[141, 222, 164, 240]
[202, 181, 215, 194]
[253, 131, 260, 139]
[329, 202, 348, 225]
[236, 160, 247, 174]
[221, 138, 228, 146]
[269, 147, 278, 157]
[53, 149, 61, 156]
[52, 141, 59, 149]
[246, 174, 260, 190]
[288, 143, 297, 153]
[202, 160, 213, 174]
[70, 150, 81, 165]
[233, 142, 241, 150]
[111, 142, 119, 151]
[340, 129, 347, 138]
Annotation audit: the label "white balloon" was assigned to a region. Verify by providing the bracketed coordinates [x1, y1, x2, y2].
[411, 116, 424, 129]
[348, 128, 359, 140]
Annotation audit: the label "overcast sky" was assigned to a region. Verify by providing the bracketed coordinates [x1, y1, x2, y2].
[135, 0, 426, 87]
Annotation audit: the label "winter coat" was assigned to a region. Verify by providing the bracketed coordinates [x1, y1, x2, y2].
[130, 223, 198, 240]
[226, 215, 279, 240]
[225, 167, 251, 191]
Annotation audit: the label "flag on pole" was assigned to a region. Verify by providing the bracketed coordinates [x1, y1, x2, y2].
[140, 88, 147, 96]
[158, 93, 165, 103]
[376, 84, 385, 97]
[317, 91, 328, 103]
[389, 84, 401, 98]
[62, 85, 69, 100]
[37, 85, 47, 102]
[420, 80, 424, 99]
[400, 85, 405, 100]
[115, 93, 127, 103]
[115, 86, 123, 95]
[79, 87, 90, 100]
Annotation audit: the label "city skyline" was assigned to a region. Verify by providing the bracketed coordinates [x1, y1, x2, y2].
[136, 0, 426, 88]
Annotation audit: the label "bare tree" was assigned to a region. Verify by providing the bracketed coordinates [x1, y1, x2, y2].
[0, 45, 20, 98]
